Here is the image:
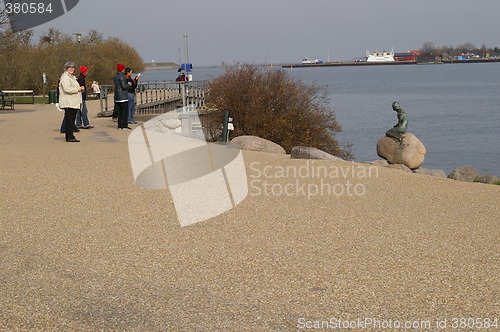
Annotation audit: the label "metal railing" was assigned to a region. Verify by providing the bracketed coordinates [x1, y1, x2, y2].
[97, 80, 209, 116]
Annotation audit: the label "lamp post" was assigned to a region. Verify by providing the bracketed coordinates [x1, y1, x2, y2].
[74, 32, 82, 66]
[183, 35, 189, 64]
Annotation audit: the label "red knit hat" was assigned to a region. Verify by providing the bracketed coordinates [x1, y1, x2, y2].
[116, 64, 125, 72]
[79, 66, 88, 75]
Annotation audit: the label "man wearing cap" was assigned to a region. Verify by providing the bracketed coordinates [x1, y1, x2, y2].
[76, 66, 94, 129]
[113, 64, 132, 130]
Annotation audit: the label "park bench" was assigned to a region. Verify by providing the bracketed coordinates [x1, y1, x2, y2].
[0, 91, 15, 110]
[87, 91, 101, 100]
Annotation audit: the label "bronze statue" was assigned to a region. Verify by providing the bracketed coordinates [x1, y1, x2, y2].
[385, 101, 408, 143]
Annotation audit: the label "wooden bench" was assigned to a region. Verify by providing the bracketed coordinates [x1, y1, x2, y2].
[0, 91, 15, 110]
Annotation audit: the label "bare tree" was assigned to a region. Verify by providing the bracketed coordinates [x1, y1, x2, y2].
[84, 29, 104, 44]
[456, 42, 476, 54]
[421, 41, 436, 53]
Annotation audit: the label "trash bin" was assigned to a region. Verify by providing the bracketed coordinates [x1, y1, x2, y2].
[48, 90, 57, 104]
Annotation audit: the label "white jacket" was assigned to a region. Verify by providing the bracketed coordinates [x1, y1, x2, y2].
[58, 71, 81, 109]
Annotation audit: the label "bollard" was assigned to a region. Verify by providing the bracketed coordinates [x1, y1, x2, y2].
[48, 90, 57, 104]
[221, 110, 230, 143]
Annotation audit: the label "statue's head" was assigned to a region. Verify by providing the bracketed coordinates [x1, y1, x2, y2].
[392, 101, 400, 111]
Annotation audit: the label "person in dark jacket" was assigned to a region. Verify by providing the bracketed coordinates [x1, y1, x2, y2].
[113, 64, 131, 130]
[125, 67, 140, 124]
[76, 66, 94, 129]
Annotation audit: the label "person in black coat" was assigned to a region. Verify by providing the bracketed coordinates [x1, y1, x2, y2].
[113, 64, 131, 130]
[125, 67, 140, 124]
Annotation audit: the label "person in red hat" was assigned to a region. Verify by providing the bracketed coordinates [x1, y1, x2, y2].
[76, 66, 94, 129]
[113, 63, 132, 130]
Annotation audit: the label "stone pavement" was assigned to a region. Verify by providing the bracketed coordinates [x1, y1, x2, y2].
[0, 101, 498, 330]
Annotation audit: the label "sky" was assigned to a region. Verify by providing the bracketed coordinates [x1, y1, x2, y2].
[18, 0, 500, 66]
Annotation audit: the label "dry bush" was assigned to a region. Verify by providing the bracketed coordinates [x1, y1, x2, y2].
[205, 64, 353, 160]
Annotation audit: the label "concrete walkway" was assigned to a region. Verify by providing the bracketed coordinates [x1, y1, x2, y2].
[0, 102, 498, 330]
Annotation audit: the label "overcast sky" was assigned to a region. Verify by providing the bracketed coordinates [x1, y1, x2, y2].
[25, 0, 500, 66]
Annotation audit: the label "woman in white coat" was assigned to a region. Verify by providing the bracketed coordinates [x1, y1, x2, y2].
[59, 62, 84, 142]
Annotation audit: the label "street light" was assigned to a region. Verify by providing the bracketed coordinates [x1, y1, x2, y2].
[183, 35, 189, 64]
[74, 32, 82, 66]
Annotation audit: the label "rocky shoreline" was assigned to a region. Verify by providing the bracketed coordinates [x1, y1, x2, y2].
[230, 135, 499, 184]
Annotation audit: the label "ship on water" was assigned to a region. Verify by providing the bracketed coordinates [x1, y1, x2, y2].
[365, 49, 395, 62]
[301, 58, 321, 64]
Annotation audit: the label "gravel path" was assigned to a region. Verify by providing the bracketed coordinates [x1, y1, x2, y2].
[1, 102, 498, 330]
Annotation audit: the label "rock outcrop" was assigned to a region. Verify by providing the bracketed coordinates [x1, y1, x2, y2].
[290, 146, 343, 161]
[369, 160, 389, 167]
[229, 135, 286, 154]
[447, 166, 480, 182]
[376, 132, 426, 169]
[386, 164, 412, 172]
[474, 174, 499, 184]
[413, 168, 447, 178]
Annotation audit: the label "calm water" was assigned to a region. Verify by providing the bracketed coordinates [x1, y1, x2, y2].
[140, 63, 500, 176]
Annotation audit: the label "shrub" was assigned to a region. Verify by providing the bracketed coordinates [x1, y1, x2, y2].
[204, 64, 352, 160]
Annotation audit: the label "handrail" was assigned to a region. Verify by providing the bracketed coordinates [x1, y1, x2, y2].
[98, 80, 210, 116]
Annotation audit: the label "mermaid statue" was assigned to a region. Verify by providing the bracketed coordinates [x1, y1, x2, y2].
[385, 101, 408, 143]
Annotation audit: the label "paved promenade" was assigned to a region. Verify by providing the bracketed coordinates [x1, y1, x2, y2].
[0, 101, 498, 330]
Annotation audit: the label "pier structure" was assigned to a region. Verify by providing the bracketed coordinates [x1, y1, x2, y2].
[282, 58, 500, 69]
[97, 80, 210, 117]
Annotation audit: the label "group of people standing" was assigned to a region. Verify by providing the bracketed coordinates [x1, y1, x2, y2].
[58, 62, 141, 142]
[112, 63, 140, 130]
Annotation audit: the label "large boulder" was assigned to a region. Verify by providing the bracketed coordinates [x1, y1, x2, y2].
[474, 174, 499, 184]
[447, 166, 479, 182]
[386, 164, 412, 172]
[413, 167, 447, 178]
[229, 135, 286, 154]
[290, 146, 343, 161]
[369, 160, 389, 167]
[376, 132, 426, 169]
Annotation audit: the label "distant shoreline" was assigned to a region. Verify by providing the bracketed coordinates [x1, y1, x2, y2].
[143, 59, 500, 71]
[144, 65, 178, 71]
[281, 58, 500, 68]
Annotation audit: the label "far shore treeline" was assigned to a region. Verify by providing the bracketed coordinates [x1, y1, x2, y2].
[417, 41, 500, 62]
[0, 29, 145, 94]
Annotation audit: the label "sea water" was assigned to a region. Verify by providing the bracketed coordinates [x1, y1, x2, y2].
[140, 63, 500, 176]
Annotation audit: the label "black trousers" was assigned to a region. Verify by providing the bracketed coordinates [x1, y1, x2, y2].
[64, 108, 78, 141]
[116, 101, 129, 128]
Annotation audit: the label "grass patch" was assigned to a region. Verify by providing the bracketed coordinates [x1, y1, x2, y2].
[11, 96, 58, 104]
[11, 96, 48, 104]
